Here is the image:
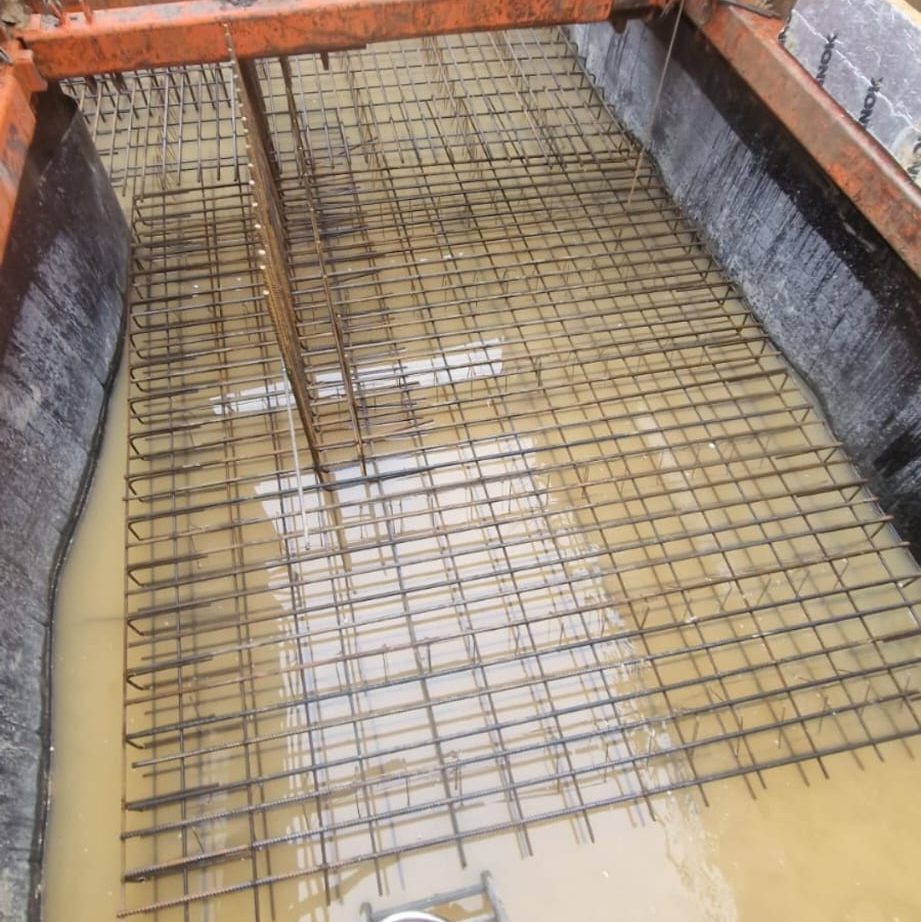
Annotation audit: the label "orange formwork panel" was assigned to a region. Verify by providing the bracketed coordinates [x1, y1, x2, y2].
[683, 0, 921, 278]
[14, 0, 614, 78]
[0, 44, 46, 262]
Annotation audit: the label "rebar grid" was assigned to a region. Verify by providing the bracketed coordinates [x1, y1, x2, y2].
[64, 31, 623, 204]
[115, 29, 921, 921]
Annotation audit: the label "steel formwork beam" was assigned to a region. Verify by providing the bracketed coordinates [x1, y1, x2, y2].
[0, 44, 46, 261]
[683, 1, 921, 279]
[12, 0, 614, 78]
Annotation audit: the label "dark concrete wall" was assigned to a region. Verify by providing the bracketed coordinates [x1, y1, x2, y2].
[0, 92, 128, 921]
[568, 17, 921, 558]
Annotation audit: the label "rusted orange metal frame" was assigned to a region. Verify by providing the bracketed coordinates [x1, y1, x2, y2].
[684, 0, 921, 278]
[14, 0, 614, 75]
[0, 43, 46, 263]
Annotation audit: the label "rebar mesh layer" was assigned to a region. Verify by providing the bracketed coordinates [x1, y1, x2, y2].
[111, 29, 921, 921]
